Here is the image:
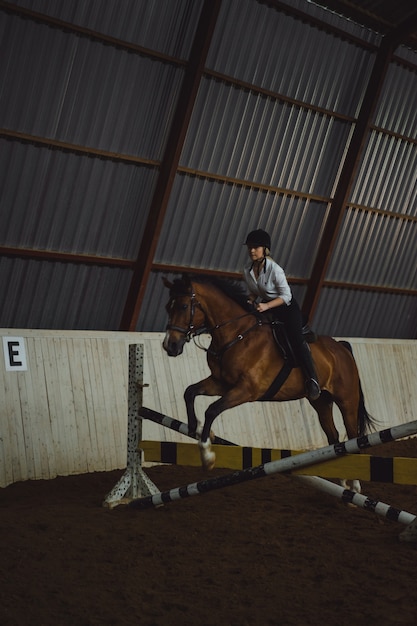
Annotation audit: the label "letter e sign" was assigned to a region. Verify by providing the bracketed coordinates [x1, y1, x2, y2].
[3, 337, 28, 371]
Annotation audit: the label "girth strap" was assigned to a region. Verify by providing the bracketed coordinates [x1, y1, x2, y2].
[257, 361, 293, 401]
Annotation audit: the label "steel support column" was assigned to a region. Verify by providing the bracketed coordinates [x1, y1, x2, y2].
[120, 0, 222, 331]
[301, 36, 395, 320]
[302, 11, 417, 320]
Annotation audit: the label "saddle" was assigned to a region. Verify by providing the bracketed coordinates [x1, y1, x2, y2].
[249, 309, 318, 401]
[270, 320, 317, 367]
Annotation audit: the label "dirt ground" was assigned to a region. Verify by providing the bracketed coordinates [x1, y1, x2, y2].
[1, 438, 417, 626]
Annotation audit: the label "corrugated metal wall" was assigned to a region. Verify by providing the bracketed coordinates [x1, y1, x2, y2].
[0, 0, 416, 337]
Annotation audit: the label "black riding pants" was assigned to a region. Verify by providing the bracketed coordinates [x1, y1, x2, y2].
[266, 298, 304, 355]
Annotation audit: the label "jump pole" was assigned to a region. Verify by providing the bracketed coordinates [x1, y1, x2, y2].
[138, 406, 235, 445]
[295, 475, 416, 525]
[129, 419, 417, 510]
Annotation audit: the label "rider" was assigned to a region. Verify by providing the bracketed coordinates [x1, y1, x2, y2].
[243, 229, 321, 401]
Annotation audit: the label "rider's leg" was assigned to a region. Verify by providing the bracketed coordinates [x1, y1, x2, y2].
[281, 299, 321, 401]
[297, 340, 321, 401]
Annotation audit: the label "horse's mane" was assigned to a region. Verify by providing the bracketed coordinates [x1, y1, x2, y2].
[170, 274, 252, 312]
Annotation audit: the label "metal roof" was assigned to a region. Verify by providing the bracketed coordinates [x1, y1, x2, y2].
[0, 0, 416, 338]
[308, 0, 417, 50]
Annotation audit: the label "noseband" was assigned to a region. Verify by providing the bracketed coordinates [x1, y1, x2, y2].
[166, 291, 207, 342]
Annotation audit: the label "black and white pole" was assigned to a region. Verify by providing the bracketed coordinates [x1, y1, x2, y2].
[296, 475, 416, 525]
[129, 419, 417, 510]
[138, 406, 235, 445]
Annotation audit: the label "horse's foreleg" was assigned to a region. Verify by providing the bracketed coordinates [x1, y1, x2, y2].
[199, 396, 229, 470]
[199, 387, 252, 470]
[184, 382, 200, 438]
[184, 376, 228, 439]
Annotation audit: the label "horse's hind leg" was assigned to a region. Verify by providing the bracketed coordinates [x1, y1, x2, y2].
[312, 392, 339, 445]
[337, 399, 363, 493]
[314, 394, 361, 494]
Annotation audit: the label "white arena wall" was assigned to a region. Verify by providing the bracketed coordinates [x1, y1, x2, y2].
[1, 330, 416, 488]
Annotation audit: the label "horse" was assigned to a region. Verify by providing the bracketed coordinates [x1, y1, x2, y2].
[162, 274, 375, 491]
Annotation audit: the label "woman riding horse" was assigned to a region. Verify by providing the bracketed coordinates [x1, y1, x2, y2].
[243, 229, 320, 401]
[163, 273, 374, 479]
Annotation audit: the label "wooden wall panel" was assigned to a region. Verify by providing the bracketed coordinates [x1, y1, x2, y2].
[1, 331, 416, 487]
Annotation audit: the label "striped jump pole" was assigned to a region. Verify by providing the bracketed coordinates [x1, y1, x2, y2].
[129, 419, 417, 510]
[295, 475, 416, 525]
[138, 406, 235, 445]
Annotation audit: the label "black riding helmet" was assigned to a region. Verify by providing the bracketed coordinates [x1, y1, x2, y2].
[244, 229, 271, 249]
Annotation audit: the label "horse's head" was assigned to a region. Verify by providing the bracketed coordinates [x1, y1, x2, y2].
[162, 275, 206, 356]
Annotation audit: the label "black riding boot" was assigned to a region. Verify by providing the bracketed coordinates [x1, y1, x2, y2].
[299, 341, 321, 401]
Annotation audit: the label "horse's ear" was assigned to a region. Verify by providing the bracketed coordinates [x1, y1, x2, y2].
[162, 276, 173, 289]
[181, 273, 191, 288]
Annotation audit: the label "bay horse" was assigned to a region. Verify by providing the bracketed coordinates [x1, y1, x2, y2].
[162, 275, 374, 490]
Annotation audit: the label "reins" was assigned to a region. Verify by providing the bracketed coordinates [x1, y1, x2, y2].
[205, 317, 262, 358]
[167, 291, 262, 356]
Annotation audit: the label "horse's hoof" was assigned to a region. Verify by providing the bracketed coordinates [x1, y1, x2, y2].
[199, 441, 216, 470]
[203, 455, 216, 471]
[202, 449, 216, 470]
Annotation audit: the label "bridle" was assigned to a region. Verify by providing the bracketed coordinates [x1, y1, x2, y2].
[166, 291, 207, 342]
[166, 290, 262, 355]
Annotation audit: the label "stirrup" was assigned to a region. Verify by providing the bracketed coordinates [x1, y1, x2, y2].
[306, 379, 321, 401]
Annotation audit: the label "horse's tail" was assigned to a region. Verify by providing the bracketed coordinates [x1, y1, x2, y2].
[338, 340, 378, 436]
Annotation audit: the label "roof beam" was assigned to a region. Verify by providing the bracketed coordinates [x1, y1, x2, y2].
[386, 9, 417, 48]
[301, 34, 397, 322]
[119, 0, 222, 331]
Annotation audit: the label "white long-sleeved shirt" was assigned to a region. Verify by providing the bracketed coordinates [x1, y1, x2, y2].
[243, 257, 292, 306]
